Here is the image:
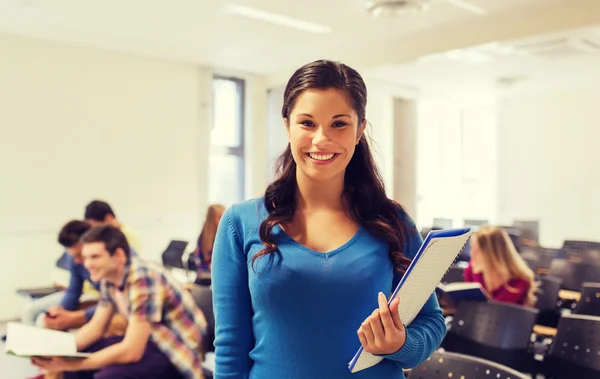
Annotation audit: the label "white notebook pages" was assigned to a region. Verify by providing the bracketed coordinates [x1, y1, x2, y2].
[348, 228, 472, 373]
[4, 322, 90, 358]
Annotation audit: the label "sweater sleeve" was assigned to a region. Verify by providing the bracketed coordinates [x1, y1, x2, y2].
[212, 207, 254, 379]
[378, 215, 447, 369]
[59, 257, 84, 311]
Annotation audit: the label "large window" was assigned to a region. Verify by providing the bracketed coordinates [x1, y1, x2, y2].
[416, 97, 497, 228]
[208, 77, 245, 206]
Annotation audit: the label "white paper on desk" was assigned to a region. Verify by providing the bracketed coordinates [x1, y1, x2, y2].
[4, 322, 90, 358]
[348, 228, 472, 373]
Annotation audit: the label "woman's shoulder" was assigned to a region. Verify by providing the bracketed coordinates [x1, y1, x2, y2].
[223, 197, 268, 230]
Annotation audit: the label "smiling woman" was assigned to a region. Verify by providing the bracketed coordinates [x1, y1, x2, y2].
[211, 59, 446, 379]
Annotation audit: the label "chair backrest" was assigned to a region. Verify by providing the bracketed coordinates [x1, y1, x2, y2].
[537, 248, 560, 270]
[410, 350, 529, 379]
[574, 282, 600, 316]
[547, 314, 600, 372]
[548, 259, 588, 291]
[536, 276, 563, 312]
[450, 301, 538, 349]
[512, 220, 540, 243]
[161, 240, 188, 269]
[188, 284, 215, 352]
[441, 265, 465, 284]
[563, 240, 600, 265]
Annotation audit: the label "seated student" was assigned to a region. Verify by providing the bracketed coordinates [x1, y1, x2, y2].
[464, 225, 537, 306]
[19, 221, 99, 331]
[32, 225, 207, 379]
[191, 204, 225, 274]
[84, 200, 142, 254]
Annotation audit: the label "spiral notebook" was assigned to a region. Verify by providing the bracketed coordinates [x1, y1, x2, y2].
[348, 227, 473, 373]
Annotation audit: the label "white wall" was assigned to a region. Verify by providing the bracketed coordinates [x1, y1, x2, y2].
[0, 33, 213, 321]
[497, 87, 600, 247]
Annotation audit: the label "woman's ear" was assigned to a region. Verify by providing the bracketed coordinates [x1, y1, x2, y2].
[356, 119, 367, 145]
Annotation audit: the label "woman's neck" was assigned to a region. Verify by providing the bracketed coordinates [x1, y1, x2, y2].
[295, 172, 345, 213]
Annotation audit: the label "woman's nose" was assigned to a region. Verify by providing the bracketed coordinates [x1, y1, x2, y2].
[312, 127, 331, 146]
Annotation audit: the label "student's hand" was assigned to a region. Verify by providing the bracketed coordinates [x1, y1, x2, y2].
[44, 309, 77, 331]
[357, 292, 406, 355]
[46, 305, 65, 316]
[31, 356, 83, 372]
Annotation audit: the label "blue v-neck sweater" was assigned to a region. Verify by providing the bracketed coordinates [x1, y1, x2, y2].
[211, 198, 446, 379]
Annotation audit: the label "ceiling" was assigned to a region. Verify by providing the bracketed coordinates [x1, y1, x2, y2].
[1, 0, 599, 78]
[367, 24, 600, 98]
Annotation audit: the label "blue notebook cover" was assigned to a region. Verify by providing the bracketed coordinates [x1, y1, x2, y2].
[348, 227, 472, 373]
[436, 282, 491, 304]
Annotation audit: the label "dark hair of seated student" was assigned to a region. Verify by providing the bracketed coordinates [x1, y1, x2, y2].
[464, 225, 537, 306]
[58, 220, 92, 249]
[84, 200, 116, 225]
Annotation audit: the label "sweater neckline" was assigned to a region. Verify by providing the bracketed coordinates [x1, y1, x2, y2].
[276, 224, 365, 259]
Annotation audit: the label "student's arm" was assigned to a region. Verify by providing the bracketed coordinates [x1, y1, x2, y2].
[75, 301, 115, 351]
[377, 216, 447, 369]
[79, 273, 162, 368]
[77, 317, 151, 370]
[59, 257, 84, 311]
[212, 208, 254, 379]
[493, 280, 529, 304]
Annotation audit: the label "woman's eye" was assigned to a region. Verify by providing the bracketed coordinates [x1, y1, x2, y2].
[300, 120, 314, 127]
[333, 122, 347, 128]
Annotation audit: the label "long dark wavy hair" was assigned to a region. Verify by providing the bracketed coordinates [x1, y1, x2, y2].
[252, 59, 412, 273]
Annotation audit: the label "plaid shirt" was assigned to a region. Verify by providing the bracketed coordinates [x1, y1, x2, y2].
[99, 258, 206, 379]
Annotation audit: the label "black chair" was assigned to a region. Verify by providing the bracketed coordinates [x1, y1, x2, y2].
[442, 301, 538, 373]
[574, 282, 600, 316]
[539, 314, 600, 378]
[563, 240, 600, 265]
[537, 248, 560, 271]
[535, 276, 563, 327]
[161, 240, 188, 269]
[189, 284, 215, 379]
[188, 284, 215, 353]
[548, 259, 598, 291]
[410, 350, 529, 379]
[441, 264, 465, 284]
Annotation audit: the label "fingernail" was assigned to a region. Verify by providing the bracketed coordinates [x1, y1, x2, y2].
[378, 292, 384, 299]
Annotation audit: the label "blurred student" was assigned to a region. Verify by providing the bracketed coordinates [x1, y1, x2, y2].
[84, 200, 141, 254]
[191, 204, 225, 274]
[464, 225, 537, 306]
[32, 225, 207, 379]
[20, 220, 99, 330]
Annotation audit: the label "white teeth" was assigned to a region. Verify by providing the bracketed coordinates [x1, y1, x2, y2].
[308, 153, 335, 161]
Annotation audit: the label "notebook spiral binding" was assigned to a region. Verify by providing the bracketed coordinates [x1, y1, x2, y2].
[436, 230, 472, 282]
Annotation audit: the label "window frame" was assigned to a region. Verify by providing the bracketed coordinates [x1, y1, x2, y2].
[209, 75, 246, 204]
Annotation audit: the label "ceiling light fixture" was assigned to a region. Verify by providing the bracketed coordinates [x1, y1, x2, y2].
[223, 4, 332, 35]
[366, 0, 430, 17]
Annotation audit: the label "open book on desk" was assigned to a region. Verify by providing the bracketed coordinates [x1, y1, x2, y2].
[348, 228, 473, 373]
[4, 322, 90, 358]
[436, 282, 491, 306]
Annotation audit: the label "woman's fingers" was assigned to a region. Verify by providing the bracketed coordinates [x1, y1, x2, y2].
[389, 297, 404, 330]
[377, 292, 396, 333]
[369, 308, 385, 342]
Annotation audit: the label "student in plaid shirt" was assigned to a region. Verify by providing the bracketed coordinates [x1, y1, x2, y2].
[32, 225, 207, 379]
